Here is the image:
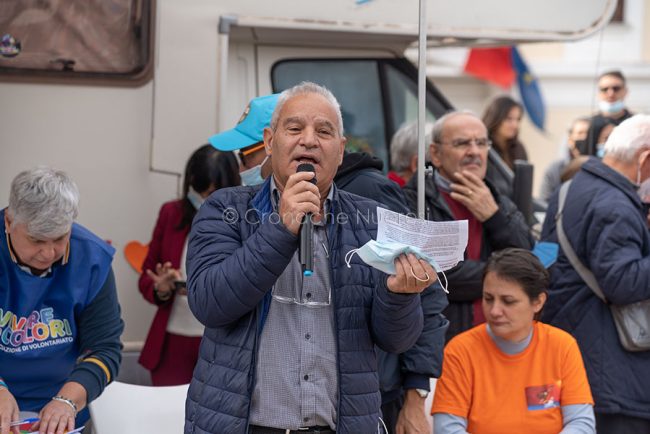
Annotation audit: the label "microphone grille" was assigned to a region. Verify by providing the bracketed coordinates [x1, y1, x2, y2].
[297, 163, 315, 173]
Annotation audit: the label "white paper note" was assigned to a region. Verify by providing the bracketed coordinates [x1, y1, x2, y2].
[376, 207, 468, 271]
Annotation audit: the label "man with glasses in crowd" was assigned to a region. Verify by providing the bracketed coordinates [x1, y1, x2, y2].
[593, 70, 634, 126]
[184, 82, 442, 434]
[404, 110, 533, 341]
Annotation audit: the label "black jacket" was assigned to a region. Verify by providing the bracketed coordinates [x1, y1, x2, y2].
[334, 152, 449, 402]
[403, 170, 533, 340]
[335, 151, 409, 214]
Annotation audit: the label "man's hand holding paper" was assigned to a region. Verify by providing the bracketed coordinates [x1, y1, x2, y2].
[376, 207, 468, 271]
[346, 207, 468, 293]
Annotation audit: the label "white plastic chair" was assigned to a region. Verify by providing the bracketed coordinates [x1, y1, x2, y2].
[89, 381, 189, 433]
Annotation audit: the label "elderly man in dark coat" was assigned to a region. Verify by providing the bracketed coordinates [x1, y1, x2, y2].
[541, 115, 650, 434]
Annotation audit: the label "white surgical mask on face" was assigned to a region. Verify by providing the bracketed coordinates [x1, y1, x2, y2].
[599, 100, 625, 115]
[186, 186, 205, 210]
[345, 239, 448, 293]
[240, 156, 269, 186]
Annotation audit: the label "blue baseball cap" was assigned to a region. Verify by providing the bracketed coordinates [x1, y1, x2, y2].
[209, 93, 280, 151]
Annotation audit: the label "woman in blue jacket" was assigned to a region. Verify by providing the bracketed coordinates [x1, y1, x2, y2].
[0, 167, 123, 434]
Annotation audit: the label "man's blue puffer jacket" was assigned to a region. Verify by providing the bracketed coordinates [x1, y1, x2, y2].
[184, 178, 424, 434]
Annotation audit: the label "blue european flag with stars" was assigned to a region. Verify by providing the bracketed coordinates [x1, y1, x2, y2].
[512, 46, 545, 131]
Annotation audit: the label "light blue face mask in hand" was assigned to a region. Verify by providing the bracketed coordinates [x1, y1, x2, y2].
[345, 240, 449, 293]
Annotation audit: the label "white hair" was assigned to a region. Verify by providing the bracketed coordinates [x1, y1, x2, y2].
[603, 115, 650, 163]
[431, 110, 482, 145]
[270, 81, 344, 137]
[7, 167, 79, 238]
[390, 121, 433, 171]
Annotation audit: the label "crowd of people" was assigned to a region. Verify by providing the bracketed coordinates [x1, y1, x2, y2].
[1, 72, 648, 434]
[539, 70, 634, 202]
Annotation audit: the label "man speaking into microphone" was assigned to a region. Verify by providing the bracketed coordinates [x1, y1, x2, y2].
[184, 82, 438, 434]
[297, 162, 316, 277]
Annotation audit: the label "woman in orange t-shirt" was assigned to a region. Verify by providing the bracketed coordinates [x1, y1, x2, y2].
[431, 248, 595, 434]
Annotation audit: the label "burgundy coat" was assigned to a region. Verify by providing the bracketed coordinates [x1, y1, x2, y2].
[138, 200, 190, 370]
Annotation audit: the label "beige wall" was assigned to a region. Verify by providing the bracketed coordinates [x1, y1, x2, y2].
[520, 43, 564, 62]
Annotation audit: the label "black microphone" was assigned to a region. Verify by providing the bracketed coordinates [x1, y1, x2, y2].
[297, 163, 316, 277]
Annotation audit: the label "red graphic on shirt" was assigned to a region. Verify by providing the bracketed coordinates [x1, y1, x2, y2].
[525, 381, 561, 410]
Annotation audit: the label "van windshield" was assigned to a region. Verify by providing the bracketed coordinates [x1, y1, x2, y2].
[272, 58, 449, 171]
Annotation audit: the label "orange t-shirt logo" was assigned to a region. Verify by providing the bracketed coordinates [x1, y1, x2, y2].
[525, 381, 561, 410]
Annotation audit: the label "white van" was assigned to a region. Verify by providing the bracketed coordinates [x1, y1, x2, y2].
[0, 0, 616, 351]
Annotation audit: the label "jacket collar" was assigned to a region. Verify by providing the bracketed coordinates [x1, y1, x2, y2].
[404, 169, 437, 199]
[580, 157, 642, 207]
[403, 170, 449, 219]
[250, 176, 273, 222]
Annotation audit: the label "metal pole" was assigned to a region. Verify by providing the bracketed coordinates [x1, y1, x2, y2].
[218, 16, 237, 131]
[417, 0, 427, 218]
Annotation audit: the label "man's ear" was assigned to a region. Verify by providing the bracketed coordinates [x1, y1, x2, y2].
[409, 154, 418, 173]
[263, 128, 273, 155]
[429, 143, 442, 168]
[639, 149, 650, 176]
[338, 136, 347, 165]
[261, 156, 273, 179]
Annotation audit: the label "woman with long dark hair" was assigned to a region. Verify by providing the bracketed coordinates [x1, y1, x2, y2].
[138, 144, 240, 385]
[482, 95, 528, 169]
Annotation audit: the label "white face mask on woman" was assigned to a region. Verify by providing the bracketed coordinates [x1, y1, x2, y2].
[240, 156, 269, 186]
[186, 186, 205, 210]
